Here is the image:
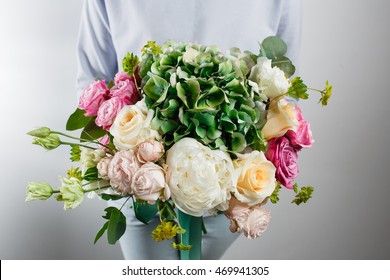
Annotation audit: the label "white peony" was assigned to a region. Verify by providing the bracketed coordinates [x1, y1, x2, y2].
[249, 57, 290, 99]
[110, 99, 161, 150]
[166, 138, 235, 217]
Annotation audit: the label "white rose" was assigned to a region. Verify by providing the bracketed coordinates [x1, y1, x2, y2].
[233, 150, 276, 206]
[166, 138, 234, 217]
[110, 99, 161, 150]
[249, 57, 290, 99]
[262, 98, 299, 140]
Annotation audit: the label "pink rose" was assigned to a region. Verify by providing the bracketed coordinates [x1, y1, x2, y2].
[98, 134, 111, 151]
[137, 140, 165, 163]
[78, 80, 109, 116]
[95, 97, 128, 130]
[242, 206, 271, 239]
[132, 162, 169, 204]
[110, 79, 140, 105]
[225, 196, 271, 239]
[265, 137, 298, 189]
[286, 106, 314, 151]
[114, 71, 132, 84]
[97, 157, 112, 180]
[107, 150, 140, 195]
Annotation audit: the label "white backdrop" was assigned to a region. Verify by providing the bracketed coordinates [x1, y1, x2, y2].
[1, 0, 389, 259]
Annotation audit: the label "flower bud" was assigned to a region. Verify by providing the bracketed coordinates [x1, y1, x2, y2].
[26, 182, 53, 201]
[32, 134, 61, 150]
[27, 127, 51, 138]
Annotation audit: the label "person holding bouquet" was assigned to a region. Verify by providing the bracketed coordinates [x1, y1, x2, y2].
[75, 0, 302, 260]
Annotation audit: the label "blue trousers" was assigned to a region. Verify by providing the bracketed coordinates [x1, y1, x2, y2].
[108, 199, 240, 260]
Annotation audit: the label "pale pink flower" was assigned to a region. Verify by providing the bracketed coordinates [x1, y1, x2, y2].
[137, 140, 165, 163]
[98, 134, 111, 151]
[107, 150, 140, 195]
[78, 80, 109, 116]
[132, 162, 169, 204]
[97, 157, 112, 180]
[225, 196, 271, 239]
[95, 97, 128, 130]
[242, 206, 271, 239]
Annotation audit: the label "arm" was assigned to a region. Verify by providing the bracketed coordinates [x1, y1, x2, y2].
[76, 0, 118, 97]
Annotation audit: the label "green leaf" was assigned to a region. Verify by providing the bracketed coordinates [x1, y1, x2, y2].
[158, 201, 177, 222]
[83, 167, 98, 181]
[292, 186, 314, 205]
[270, 183, 282, 204]
[287, 77, 309, 99]
[161, 120, 179, 134]
[66, 108, 92, 131]
[70, 145, 81, 162]
[272, 56, 295, 77]
[100, 194, 123, 201]
[80, 119, 106, 142]
[94, 221, 109, 244]
[133, 200, 158, 224]
[122, 52, 139, 76]
[260, 36, 288, 60]
[107, 207, 126, 245]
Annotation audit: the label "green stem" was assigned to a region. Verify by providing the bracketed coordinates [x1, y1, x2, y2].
[133, 74, 142, 98]
[60, 141, 95, 150]
[52, 190, 60, 194]
[121, 196, 132, 211]
[52, 131, 112, 150]
[83, 185, 111, 193]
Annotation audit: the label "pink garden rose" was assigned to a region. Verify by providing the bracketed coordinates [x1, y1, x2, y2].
[225, 196, 271, 239]
[131, 162, 169, 204]
[286, 106, 314, 151]
[78, 80, 109, 116]
[97, 157, 112, 180]
[265, 137, 298, 189]
[107, 150, 140, 195]
[114, 71, 132, 84]
[110, 78, 140, 105]
[137, 140, 165, 163]
[95, 97, 128, 130]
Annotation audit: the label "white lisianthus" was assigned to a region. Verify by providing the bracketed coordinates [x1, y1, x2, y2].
[182, 46, 200, 64]
[166, 138, 235, 217]
[110, 99, 162, 150]
[262, 98, 299, 140]
[80, 148, 106, 173]
[249, 57, 290, 99]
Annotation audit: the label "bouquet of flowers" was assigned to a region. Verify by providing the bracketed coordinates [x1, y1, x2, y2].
[26, 37, 331, 259]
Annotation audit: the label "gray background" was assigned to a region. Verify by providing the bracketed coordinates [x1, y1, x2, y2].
[1, 0, 389, 259]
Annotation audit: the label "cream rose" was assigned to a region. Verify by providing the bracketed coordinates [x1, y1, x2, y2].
[233, 150, 276, 206]
[132, 162, 169, 204]
[249, 57, 290, 99]
[166, 138, 234, 217]
[262, 98, 299, 140]
[110, 99, 161, 150]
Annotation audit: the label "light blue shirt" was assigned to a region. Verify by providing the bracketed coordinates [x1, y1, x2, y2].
[76, 0, 302, 95]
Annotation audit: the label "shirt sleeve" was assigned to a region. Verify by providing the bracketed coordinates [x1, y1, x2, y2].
[276, 0, 302, 71]
[76, 0, 118, 97]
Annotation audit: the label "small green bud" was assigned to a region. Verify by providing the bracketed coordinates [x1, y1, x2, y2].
[27, 127, 51, 138]
[32, 134, 61, 150]
[26, 182, 53, 201]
